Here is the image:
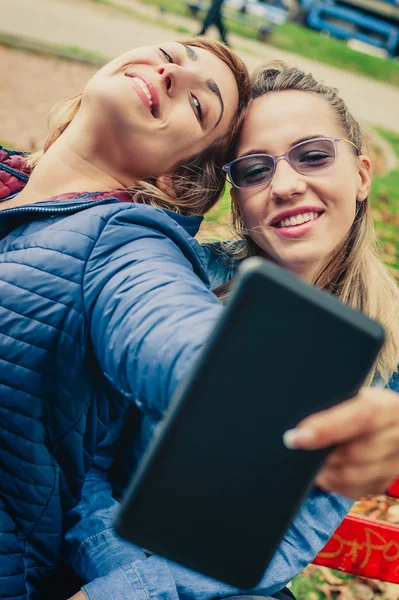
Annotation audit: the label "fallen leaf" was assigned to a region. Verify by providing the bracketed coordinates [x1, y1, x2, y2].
[387, 505, 399, 523]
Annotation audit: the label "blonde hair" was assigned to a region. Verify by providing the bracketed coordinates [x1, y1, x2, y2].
[27, 38, 251, 217]
[228, 61, 399, 384]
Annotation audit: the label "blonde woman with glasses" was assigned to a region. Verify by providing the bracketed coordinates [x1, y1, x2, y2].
[220, 61, 399, 499]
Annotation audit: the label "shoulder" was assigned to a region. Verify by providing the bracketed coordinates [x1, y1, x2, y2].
[81, 203, 215, 316]
[90, 202, 211, 280]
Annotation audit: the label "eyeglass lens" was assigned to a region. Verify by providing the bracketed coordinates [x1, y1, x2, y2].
[230, 138, 336, 188]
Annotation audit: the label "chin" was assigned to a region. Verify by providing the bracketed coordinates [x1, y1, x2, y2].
[275, 254, 319, 280]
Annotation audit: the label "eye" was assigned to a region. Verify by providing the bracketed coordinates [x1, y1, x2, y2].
[192, 95, 203, 123]
[292, 139, 336, 169]
[298, 151, 331, 165]
[241, 164, 271, 183]
[159, 47, 174, 63]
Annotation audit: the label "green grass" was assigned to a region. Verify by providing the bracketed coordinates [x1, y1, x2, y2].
[204, 187, 231, 224]
[200, 186, 232, 241]
[106, 0, 399, 87]
[0, 32, 107, 65]
[0, 141, 15, 150]
[370, 127, 399, 275]
[291, 566, 356, 600]
[270, 23, 399, 87]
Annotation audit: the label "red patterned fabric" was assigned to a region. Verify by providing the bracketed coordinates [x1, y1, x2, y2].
[314, 512, 399, 583]
[314, 480, 399, 582]
[0, 148, 31, 199]
[0, 146, 132, 204]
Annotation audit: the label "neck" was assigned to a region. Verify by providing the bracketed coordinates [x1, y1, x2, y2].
[291, 263, 323, 284]
[5, 113, 136, 209]
[257, 247, 322, 285]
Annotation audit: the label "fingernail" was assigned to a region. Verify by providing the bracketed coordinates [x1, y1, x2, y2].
[283, 428, 316, 449]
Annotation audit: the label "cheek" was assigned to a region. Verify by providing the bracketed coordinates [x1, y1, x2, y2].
[164, 106, 201, 143]
[327, 178, 358, 226]
[238, 191, 268, 227]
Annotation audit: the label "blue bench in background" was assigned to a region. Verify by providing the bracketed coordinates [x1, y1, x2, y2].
[182, 0, 289, 41]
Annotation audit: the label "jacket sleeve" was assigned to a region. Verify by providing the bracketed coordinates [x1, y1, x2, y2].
[83, 205, 223, 419]
[63, 422, 353, 600]
[78, 206, 353, 599]
[62, 420, 148, 582]
[64, 466, 148, 583]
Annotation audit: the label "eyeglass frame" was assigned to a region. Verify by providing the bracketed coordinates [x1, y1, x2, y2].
[222, 136, 359, 190]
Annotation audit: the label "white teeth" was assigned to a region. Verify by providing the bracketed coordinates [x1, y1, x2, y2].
[277, 211, 320, 228]
[133, 77, 153, 107]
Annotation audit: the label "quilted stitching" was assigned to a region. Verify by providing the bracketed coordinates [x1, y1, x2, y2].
[0, 149, 135, 599]
[0, 147, 209, 600]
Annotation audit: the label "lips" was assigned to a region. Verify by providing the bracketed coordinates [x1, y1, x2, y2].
[125, 73, 160, 117]
[270, 207, 324, 228]
[276, 211, 320, 228]
[270, 211, 324, 239]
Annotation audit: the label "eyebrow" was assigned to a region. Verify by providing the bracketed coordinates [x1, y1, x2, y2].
[180, 43, 225, 129]
[180, 43, 199, 61]
[238, 135, 328, 158]
[237, 149, 267, 159]
[207, 79, 224, 129]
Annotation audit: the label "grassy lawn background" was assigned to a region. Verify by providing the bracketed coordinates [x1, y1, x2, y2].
[0, 32, 107, 66]
[372, 128, 399, 277]
[92, 0, 399, 88]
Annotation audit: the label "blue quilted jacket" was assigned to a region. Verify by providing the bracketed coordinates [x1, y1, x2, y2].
[0, 148, 223, 599]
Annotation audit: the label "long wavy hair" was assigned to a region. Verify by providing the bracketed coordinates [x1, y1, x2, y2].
[26, 38, 251, 217]
[227, 61, 399, 383]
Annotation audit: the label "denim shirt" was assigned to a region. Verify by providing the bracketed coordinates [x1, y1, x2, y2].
[63, 242, 395, 600]
[65, 443, 353, 600]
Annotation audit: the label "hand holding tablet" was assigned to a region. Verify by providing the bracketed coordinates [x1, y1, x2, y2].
[115, 257, 385, 588]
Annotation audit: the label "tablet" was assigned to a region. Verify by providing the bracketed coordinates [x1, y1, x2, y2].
[114, 257, 385, 588]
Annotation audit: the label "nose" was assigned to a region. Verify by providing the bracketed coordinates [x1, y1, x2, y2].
[269, 157, 307, 203]
[157, 63, 194, 96]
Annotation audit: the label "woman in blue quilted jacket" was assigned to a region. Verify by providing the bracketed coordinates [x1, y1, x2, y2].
[62, 62, 399, 600]
[0, 37, 251, 600]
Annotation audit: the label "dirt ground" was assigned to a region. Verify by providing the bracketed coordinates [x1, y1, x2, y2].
[0, 46, 96, 149]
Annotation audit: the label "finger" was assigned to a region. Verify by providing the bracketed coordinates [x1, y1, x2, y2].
[325, 425, 399, 467]
[316, 462, 395, 498]
[283, 387, 399, 450]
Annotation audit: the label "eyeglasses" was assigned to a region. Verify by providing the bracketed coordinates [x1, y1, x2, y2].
[222, 137, 359, 189]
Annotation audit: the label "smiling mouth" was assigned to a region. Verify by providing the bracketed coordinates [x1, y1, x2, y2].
[275, 211, 322, 229]
[125, 74, 158, 117]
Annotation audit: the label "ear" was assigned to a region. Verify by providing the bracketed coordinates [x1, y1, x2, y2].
[155, 174, 174, 196]
[356, 155, 372, 202]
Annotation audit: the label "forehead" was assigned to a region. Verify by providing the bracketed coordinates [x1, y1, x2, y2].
[238, 90, 341, 153]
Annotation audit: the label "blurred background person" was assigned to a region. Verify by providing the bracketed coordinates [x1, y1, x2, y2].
[199, 0, 230, 46]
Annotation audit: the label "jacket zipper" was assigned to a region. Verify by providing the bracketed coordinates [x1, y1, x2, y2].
[0, 197, 120, 216]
